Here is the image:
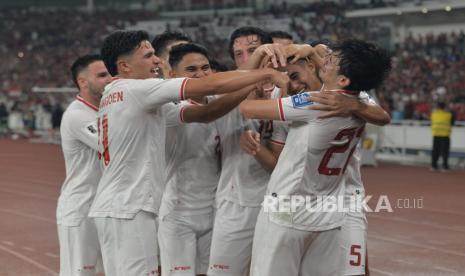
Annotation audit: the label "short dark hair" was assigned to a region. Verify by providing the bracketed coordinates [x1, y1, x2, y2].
[333, 39, 391, 91]
[269, 30, 293, 41]
[209, 58, 229, 72]
[310, 39, 332, 48]
[437, 102, 446, 109]
[169, 43, 210, 69]
[70, 54, 102, 89]
[101, 30, 150, 76]
[228, 26, 272, 59]
[151, 31, 192, 58]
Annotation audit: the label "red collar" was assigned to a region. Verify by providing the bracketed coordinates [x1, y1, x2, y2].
[111, 77, 121, 82]
[76, 95, 98, 112]
[324, 89, 360, 96]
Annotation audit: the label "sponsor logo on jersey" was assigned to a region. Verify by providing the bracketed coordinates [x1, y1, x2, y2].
[87, 124, 97, 134]
[291, 92, 313, 108]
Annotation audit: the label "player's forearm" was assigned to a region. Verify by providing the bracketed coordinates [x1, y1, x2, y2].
[239, 99, 281, 120]
[184, 69, 274, 98]
[183, 86, 254, 123]
[253, 144, 279, 172]
[354, 102, 391, 126]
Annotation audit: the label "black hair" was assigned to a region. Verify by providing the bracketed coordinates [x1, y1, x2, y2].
[332, 39, 391, 91]
[70, 54, 102, 89]
[228, 26, 273, 59]
[437, 102, 446, 109]
[310, 39, 332, 48]
[101, 30, 150, 76]
[269, 30, 293, 41]
[151, 31, 192, 58]
[169, 43, 210, 69]
[209, 58, 229, 72]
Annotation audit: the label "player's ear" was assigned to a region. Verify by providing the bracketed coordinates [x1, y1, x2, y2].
[338, 75, 351, 89]
[117, 58, 131, 74]
[77, 75, 87, 90]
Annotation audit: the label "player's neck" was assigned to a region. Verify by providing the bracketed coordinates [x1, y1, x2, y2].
[79, 92, 99, 108]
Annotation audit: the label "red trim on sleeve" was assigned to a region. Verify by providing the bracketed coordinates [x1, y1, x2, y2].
[76, 95, 98, 112]
[278, 98, 285, 121]
[270, 139, 285, 146]
[180, 78, 188, 100]
[180, 106, 187, 123]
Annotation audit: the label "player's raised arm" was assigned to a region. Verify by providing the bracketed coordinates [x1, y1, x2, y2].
[240, 92, 321, 122]
[183, 68, 289, 99]
[181, 85, 255, 123]
[239, 99, 281, 120]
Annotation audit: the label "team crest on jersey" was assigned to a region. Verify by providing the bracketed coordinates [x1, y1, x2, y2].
[87, 124, 97, 134]
[291, 92, 313, 108]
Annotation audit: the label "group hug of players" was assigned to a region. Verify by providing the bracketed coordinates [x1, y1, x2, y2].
[57, 26, 392, 276]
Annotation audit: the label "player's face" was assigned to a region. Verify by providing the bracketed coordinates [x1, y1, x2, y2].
[280, 61, 322, 95]
[272, 37, 293, 45]
[171, 53, 212, 79]
[124, 40, 160, 79]
[86, 61, 111, 99]
[282, 63, 308, 95]
[233, 35, 262, 68]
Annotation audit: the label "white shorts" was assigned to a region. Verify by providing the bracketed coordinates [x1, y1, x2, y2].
[208, 200, 261, 276]
[158, 210, 213, 276]
[250, 209, 344, 276]
[340, 215, 367, 275]
[57, 217, 102, 276]
[94, 211, 159, 276]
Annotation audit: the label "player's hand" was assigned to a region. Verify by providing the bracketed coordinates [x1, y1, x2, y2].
[307, 91, 359, 118]
[257, 44, 289, 68]
[240, 130, 261, 155]
[269, 70, 290, 97]
[287, 44, 329, 66]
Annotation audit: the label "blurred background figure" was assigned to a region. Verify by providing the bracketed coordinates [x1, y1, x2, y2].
[430, 102, 454, 171]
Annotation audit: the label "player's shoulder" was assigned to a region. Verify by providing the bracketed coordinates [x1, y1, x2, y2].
[63, 100, 96, 122]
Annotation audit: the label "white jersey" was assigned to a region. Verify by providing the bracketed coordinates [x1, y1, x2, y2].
[89, 77, 188, 219]
[215, 107, 288, 207]
[58, 96, 100, 226]
[344, 91, 375, 225]
[267, 91, 365, 231]
[160, 99, 221, 218]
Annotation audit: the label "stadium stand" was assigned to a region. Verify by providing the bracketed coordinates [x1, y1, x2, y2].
[0, 0, 464, 139]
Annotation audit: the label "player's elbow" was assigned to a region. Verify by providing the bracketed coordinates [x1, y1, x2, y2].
[378, 111, 391, 126]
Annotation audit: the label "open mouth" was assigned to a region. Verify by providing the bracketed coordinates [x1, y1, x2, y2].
[150, 67, 159, 77]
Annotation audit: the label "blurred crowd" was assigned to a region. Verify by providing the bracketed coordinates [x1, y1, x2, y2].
[1, 2, 464, 138]
[0, 8, 153, 138]
[378, 32, 465, 121]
